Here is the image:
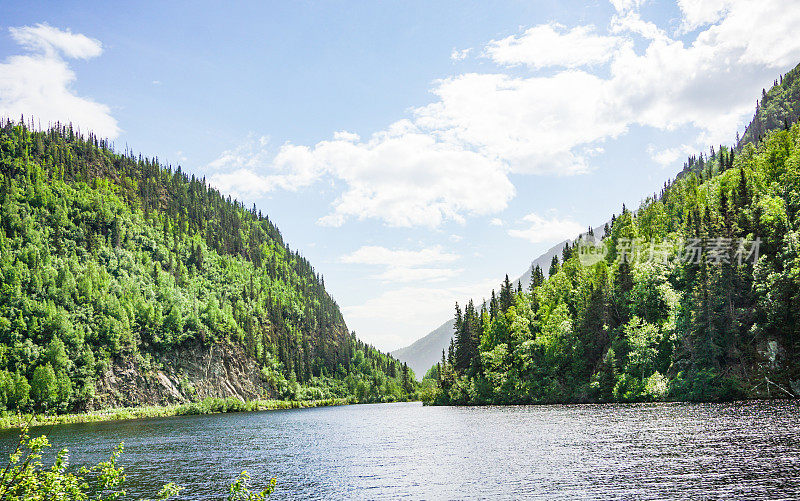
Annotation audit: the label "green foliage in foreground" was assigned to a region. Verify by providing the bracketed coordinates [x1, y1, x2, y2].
[0, 119, 416, 413]
[430, 123, 800, 406]
[0, 422, 275, 500]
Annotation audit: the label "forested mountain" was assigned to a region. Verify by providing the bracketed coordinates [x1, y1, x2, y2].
[0, 120, 415, 413]
[430, 65, 800, 405]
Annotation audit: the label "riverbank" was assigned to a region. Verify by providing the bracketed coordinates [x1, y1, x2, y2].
[0, 396, 353, 430]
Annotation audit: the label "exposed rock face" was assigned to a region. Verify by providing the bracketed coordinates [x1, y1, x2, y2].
[93, 342, 269, 409]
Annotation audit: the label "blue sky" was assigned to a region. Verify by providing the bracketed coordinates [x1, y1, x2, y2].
[1, 0, 799, 351]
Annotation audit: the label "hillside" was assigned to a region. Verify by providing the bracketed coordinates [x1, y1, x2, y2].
[0, 121, 415, 413]
[430, 66, 800, 405]
[739, 64, 800, 148]
[393, 224, 607, 379]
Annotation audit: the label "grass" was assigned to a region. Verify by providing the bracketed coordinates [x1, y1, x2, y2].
[0, 396, 354, 430]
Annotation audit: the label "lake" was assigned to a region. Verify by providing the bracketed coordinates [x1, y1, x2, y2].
[1, 400, 799, 499]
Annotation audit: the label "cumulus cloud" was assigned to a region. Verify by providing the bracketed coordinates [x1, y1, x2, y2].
[484, 23, 623, 69]
[0, 23, 118, 138]
[208, 0, 800, 227]
[414, 70, 623, 175]
[341, 245, 460, 283]
[508, 212, 585, 244]
[208, 134, 328, 200]
[210, 126, 516, 228]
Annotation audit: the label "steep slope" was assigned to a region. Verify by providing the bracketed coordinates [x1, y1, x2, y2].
[0, 121, 415, 413]
[739, 63, 800, 148]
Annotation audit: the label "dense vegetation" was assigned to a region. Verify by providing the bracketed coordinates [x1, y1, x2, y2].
[0, 120, 416, 414]
[431, 69, 800, 405]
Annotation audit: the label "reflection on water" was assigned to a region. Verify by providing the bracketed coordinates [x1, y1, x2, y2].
[1, 400, 799, 499]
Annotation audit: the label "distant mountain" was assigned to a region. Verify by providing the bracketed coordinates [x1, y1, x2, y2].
[392, 225, 608, 379]
[391, 319, 454, 379]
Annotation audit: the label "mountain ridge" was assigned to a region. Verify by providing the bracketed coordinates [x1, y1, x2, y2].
[0, 120, 416, 412]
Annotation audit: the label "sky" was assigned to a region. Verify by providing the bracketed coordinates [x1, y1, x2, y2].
[1, 0, 799, 352]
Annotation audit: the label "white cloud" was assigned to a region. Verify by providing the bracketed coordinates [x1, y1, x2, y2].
[676, 0, 731, 32]
[485, 23, 623, 69]
[341, 245, 460, 283]
[333, 130, 360, 142]
[210, 127, 516, 227]
[609, 0, 647, 14]
[450, 48, 471, 61]
[609, 0, 800, 145]
[414, 70, 623, 175]
[490, 218, 504, 226]
[207, 134, 272, 171]
[341, 245, 458, 268]
[0, 23, 118, 138]
[610, 11, 667, 41]
[208, 134, 327, 199]
[9, 23, 102, 59]
[508, 212, 585, 244]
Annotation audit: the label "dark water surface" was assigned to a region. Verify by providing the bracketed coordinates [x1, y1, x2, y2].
[1, 400, 799, 499]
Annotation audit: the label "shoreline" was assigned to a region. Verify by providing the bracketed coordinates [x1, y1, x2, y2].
[0, 396, 354, 430]
[421, 395, 797, 407]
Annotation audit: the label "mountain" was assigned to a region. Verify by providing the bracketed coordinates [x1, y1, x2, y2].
[391, 319, 454, 379]
[393, 225, 608, 379]
[429, 63, 800, 405]
[0, 120, 415, 413]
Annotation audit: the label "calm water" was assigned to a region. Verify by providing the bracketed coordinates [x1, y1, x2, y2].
[2, 400, 799, 499]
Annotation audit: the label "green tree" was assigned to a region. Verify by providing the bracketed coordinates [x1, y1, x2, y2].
[30, 364, 57, 411]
